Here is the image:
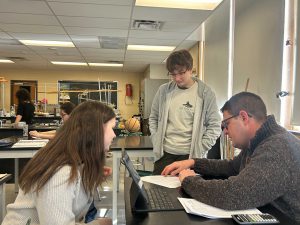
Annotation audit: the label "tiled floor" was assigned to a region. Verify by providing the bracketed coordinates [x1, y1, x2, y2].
[3, 156, 154, 225]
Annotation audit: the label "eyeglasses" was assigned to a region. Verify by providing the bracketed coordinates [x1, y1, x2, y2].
[167, 70, 187, 77]
[221, 112, 253, 130]
[221, 114, 239, 130]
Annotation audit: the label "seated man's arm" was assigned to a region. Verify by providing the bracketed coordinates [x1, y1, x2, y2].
[193, 151, 243, 177]
[181, 147, 292, 210]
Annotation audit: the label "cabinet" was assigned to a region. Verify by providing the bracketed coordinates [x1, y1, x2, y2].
[140, 78, 169, 119]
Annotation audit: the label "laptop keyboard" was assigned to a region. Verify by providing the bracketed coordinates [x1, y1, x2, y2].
[146, 188, 175, 210]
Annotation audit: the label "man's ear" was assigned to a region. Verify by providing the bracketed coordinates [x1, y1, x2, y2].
[239, 110, 251, 124]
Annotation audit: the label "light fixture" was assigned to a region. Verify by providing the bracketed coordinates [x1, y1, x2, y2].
[0, 59, 14, 63]
[51, 61, 87, 66]
[20, 40, 75, 47]
[89, 63, 123, 67]
[135, 0, 222, 10]
[127, 45, 175, 51]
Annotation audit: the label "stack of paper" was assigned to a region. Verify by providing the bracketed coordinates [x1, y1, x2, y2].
[12, 139, 49, 148]
[178, 198, 261, 219]
[141, 175, 181, 188]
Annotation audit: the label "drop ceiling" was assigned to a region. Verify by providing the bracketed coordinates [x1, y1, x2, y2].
[0, 0, 216, 72]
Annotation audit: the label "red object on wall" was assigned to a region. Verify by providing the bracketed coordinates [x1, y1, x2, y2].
[126, 84, 133, 97]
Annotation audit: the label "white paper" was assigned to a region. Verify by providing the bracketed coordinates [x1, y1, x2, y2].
[12, 139, 49, 148]
[178, 198, 261, 219]
[0, 173, 7, 179]
[141, 175, 181, 188]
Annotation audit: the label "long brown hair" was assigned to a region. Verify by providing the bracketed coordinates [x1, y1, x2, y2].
[19, 101, 115, 194]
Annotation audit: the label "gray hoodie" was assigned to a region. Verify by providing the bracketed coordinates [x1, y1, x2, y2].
[149, 77, 221, 160]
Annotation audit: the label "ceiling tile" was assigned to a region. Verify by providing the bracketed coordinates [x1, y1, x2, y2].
[48, 2, 132, 19]
[65, 27, 128, 37]
[46, 0, 133, 5]
[133, 6, 212, 23]
[0, 31, 12, 39]
[0, 13, 59, 26]
[161, 21, 199, 33]
[84, 55, 124, 62]
[129, 29, 188, 40]
[0, 43, 30, 52]
[8, 32, 72, 41]
[58, 16, 130, 29]
[0, 0, 53, 14]
[43, 55, 84, 61]
[0, 24, 66, 35]
[79, 48, 125, 56]
[27, 46, 81, 55]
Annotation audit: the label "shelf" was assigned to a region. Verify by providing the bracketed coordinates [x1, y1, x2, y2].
[38, 89, 121, 94]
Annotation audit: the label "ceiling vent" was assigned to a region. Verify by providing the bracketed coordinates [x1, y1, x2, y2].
[132, 20, 163, 31]
[99, 36, 126, 49]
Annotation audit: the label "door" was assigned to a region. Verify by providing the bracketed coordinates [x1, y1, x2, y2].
[11, 80, 37, 107]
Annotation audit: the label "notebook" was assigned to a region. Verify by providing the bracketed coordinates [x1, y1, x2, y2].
[11, 139, 49, 148]
[122, 151, 184, 213]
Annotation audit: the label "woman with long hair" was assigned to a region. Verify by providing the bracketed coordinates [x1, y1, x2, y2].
[14, 88, 35, 124]
[3, 101, 116, 225]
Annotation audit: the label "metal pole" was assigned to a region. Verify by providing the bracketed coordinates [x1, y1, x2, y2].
[280, 0, 296, 128]
[1, 82, 4, 110]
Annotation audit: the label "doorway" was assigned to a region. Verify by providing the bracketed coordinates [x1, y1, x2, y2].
[11, 80, 37, 107]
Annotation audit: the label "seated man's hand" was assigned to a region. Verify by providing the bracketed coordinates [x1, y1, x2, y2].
[178, 169, 197, 182]
[103, 166, 112, 177]
[29, 130, 39, 138]
[161, 159, 195, 176]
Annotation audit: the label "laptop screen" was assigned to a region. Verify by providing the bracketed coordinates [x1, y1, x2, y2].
[122, 151, 148, 202]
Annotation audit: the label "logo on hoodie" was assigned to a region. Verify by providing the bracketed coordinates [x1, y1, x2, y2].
[183, 101, 193, 108]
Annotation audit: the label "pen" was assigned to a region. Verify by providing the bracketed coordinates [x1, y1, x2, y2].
[26, 218, 31, 225]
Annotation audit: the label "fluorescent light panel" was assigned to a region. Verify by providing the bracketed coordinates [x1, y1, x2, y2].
[20, 40, 75, 47]
[0, 59, 14, 63]
[89, 63, 123, 67]
[127, 45, 175, 51]
[135, 0, 222, 10]
[51, 61, 87, 66]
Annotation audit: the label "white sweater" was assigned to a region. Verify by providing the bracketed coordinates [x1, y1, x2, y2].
[2, 166, 99, 225]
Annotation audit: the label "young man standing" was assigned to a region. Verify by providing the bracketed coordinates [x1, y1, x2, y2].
[149, 49, 221, 174]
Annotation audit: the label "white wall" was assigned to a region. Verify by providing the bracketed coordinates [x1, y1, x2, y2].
[148, 64, 168, 79]
[233, 0, 284, 119]
[203, 0, 230, 110]
[203, 0, 284, 119]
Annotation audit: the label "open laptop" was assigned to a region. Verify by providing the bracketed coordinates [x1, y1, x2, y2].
[122, 151, 184, 213]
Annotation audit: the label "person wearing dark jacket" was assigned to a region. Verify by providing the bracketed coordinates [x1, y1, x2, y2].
[162, 92, 300, 222]
[14, 88, 35, 124]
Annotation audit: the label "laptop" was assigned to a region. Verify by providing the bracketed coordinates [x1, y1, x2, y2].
[122, 151, 184, 213]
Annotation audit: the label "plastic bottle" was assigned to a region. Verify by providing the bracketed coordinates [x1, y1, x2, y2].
[10, 105, 15, 117]
[23, 124, 28, 137]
